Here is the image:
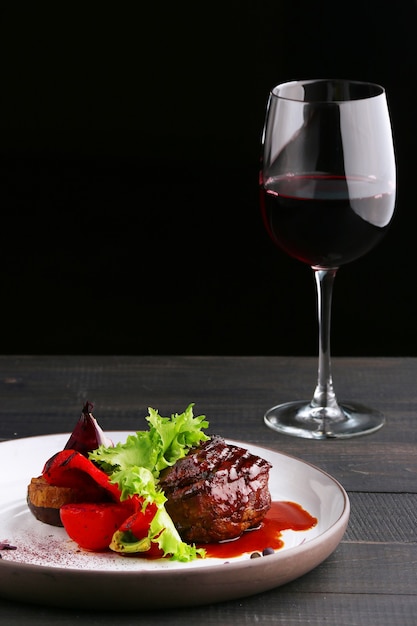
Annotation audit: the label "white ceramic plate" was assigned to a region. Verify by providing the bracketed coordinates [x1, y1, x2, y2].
[0, 433, 349, 610]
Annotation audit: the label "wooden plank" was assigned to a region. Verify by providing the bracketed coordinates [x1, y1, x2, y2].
[208, 593, 417, 626]
[0, 592, 416, 626]
[346, 492, 417, 543]
[0, 354, 415, 425]
[258, 441, 417, 494]
[210, 593, 417, 626]
[1, 356, 417, 491]
[288, 542, 417, 595]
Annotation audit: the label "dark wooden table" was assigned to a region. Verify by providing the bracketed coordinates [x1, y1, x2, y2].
[0, 355, 416, 625]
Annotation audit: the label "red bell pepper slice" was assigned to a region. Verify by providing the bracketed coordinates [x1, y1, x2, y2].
[60, 494, 159, 553]
[42, 451, 160, 553]
[60, 501, 135, 552]
[119, 499, 158, 540]
[42, 449, 121, 501]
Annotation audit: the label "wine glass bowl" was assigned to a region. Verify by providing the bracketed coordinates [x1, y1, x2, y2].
[260, 79, 396, 439]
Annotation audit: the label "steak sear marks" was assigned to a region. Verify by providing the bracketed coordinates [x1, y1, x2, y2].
[159, 436, 272, 543]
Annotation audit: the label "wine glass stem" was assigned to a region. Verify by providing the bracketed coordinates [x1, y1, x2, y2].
[312, 268, 340, 410]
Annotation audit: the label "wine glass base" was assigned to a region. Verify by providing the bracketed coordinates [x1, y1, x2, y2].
[264, 400, 385, 439]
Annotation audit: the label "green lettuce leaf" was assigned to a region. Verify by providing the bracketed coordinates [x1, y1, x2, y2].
[88, 404, 209, 561]
[110, 507, 205, 561]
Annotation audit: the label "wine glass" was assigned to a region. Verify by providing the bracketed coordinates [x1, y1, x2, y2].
[259, 79, 396, 439]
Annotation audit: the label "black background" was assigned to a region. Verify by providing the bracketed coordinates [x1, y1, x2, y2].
[1, 1, 416, 356]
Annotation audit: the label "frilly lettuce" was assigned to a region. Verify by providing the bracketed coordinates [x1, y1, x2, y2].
[89, 404, 209, 561]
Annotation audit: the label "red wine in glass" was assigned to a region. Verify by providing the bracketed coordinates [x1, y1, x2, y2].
[260, 79, 396, 438]
[261, 173, 393, 267]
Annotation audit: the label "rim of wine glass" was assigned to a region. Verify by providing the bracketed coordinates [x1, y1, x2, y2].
[271, 79, 385, 104]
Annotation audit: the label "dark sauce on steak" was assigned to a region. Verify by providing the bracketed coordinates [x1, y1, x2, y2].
[201, 500, 317, 559]
[159, 436, 318, 555]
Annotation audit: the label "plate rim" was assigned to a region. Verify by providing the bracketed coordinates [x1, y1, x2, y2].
[0, 432, 350, 608]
